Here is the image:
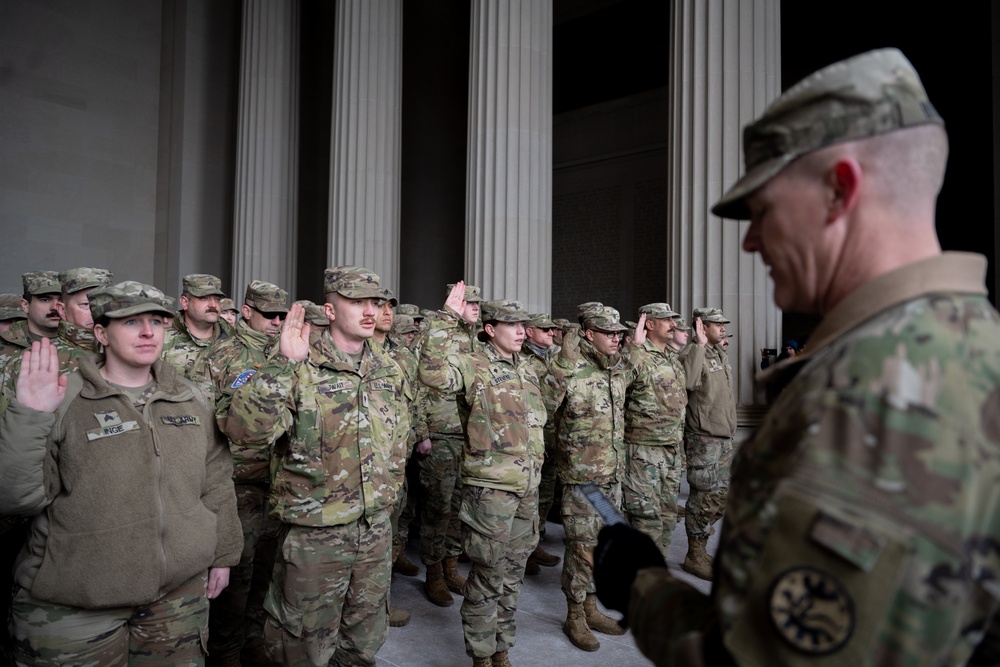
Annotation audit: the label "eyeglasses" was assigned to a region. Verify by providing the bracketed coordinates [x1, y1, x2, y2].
[251, 306, 286, 321]
[598, 331, 624, 340]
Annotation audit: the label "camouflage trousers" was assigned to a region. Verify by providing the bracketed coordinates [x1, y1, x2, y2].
[419, 435, 464, 564]
[207, 482, 280, 659]
[10, 571, 208, 666]
[536, 438, 559, 538]
[263, 512, 391, 667]
[459, 484, 539, 659]
[561, 482, 621, 604]
[623, 443, 684, 558]
[683, 432, 735, 539]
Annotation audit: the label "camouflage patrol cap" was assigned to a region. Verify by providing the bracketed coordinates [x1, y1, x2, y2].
[22, 271, 61, 296]
[0, 293, 26, 321]
[244, 280, 289, 314]
[639, 302, 680, 319]
[694, 307, 730, 324]
[324, 266, 383, 299]
[89, 281, 176, 320]
[393, 314, 419, 335]
[480, 299, 531, 323]
[182, 274, 226, 298]
[552, 318, 571, 330]
[294, 300, 330, 327]
[397, 303, 422, 319]
[527, 313, 557, 329]
[583, 306, 629, 333]
[673, 317, 692, 332]
[420, 309, 435, 320]
[380, 288, 399, 307]
[59, 267, 113, 294]
[220, 298, 237, 313]
[713, 48, 943, 220]
[446, 283, 483, 303]
[625, 320, 639, 331]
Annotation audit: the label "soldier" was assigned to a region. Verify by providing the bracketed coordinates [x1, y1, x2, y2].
[622, 303, 686, 558]
[194, 280, 288, 667]
[0, 272, 62, 366]
[419, 285, 545, 667]
[226, 267, 410, 667]
[0, 293, 26, 334]
[551, 318, 570, 346]
[520, 312, 562, 574]
[677, 307, 735, 580]
[161, 273, 230, 376]
[0, 281, 241, 665]
[220, 297, 239, 327]
[668, 317, 690, 352]
[593, 48, 1000, 665]
[57, 267, 113, 353]
[392, 314, 419, 346]
[545, 305, 636, 651]
[416, 282, 483, 607]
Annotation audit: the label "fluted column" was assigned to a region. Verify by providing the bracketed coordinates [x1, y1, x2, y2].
[232, 0, 300, 298]
[328, 0, 403, 291]
[466, 0, 552, 311]
[666, 0, 781, 409]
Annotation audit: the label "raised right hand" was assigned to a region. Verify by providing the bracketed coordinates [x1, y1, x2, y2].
[444, 281, 467, 318]
[16, 339, 67, 413]
[279, 303, 311, 362]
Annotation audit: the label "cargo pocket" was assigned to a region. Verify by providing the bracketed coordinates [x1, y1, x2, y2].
[725, 481, 910, 666]
[459, 486, 517, 568]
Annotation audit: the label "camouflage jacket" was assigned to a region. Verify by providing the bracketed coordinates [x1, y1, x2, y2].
[161, 316, 229, 378]
[383, 335, 428, 446]
[415, 313, 481, 437]
[628, 253, 1000, 666]
[0, 321, 32, 372]
[680, 342, 736, 438]
[57, 320, 99, 353]
[623, 339, 686, 447]
[192, 320, 278, 483]
[546, 337, 636, 485]
[225, 331, 411, 527]
[521, 342, 557, 449]
[419, 311, 545, 495]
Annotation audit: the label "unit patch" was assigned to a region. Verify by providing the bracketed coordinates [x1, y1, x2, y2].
[768, 566, 854, 655]
[231, 369, 257, 389]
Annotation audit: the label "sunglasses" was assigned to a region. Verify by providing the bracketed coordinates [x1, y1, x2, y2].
[252, 306, 287, 321]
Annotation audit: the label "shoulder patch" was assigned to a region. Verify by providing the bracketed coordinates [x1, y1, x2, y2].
[768, 566, 854, 655]
[231, 369, 257, 389]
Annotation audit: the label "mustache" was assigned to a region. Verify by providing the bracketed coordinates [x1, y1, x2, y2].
[205, 308, 219, 314]
[47, 310, 60, 318]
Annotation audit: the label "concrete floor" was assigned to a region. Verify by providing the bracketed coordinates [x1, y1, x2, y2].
[379, 495, 718, 667]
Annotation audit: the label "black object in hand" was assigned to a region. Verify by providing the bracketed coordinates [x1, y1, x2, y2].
[593, 524, 667, 623]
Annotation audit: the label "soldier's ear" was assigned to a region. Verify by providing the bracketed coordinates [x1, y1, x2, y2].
[484, 322, 495, 338]
[93, 323, 110, 347]
[323, 301, 336, 322]
[241, 304, 253, 321]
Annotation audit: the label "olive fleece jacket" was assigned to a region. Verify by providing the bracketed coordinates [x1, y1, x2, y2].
[0, 355, 241, 609]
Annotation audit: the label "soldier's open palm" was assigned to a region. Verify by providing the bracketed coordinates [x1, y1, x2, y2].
[280, 303, 311, 362]
[444, 281, 467, 317]
[632, 313, 648, 346]
[17, 338, 67, 413]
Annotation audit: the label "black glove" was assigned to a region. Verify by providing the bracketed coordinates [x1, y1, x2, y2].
[593, 523, 667, 625]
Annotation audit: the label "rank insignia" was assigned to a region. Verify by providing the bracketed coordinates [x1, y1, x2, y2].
[768, 566, 854, 655]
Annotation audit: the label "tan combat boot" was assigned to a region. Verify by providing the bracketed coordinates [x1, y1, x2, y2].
[472, 657, 493, 667]
[424, 561, 455, 607]
[491, 649, 513, 667]
[563, 600, 600, 651]
[389, 605, 411, 627]
[682, 537, 714, 580]
[392, 538, 420, 577]
[583, 593, 626, 635]
[443, 556, 467, 594]
[529, 544, 560, 567]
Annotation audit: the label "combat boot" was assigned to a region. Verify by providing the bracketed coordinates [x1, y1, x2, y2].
[491, 649, 513, 667]
[583, 593, 626, 635]
[682, 537, 714, 581]
[524, 557, 540, 575]
[563, 600, 600, 651]
[529, 544, 560, 567]
[443, 556, 467, 594]
[392, 538, 420, 577]
[424, 561, 454, 607]
[472, 657, 493, 667]
[389, 605, 411, 627]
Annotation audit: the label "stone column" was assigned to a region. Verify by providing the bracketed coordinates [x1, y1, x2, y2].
[666, 0, 781, 411]
[466, 0, 552, 312]
[232, 0, 300, 298]
[328, 0, 403, 292]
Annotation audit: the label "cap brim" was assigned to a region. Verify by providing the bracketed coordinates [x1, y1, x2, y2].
[104, 303, 176, 319]
[188, 288, 226, 298]
[336, 287, 385, 300]
[596, 323, 629, 333]
[711, 153, 796, 220]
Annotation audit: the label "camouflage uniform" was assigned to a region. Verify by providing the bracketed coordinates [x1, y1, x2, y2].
[416, 285, 483, 569]
[546, 308, 636, 605]
[0, 293, 25, 324]
[419, 300, 545, 661]
[161, 274, 230, 377]
[225, 267, 410, 667]
[680, 308, 736, 542]
[521, 313, 559, 536]
[194, 280, 288, 662]
[622, 303, 687, 557]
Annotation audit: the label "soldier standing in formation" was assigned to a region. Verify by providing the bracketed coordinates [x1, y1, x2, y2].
[161, 273, 231, 377]
[420, 283, 545, 667]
